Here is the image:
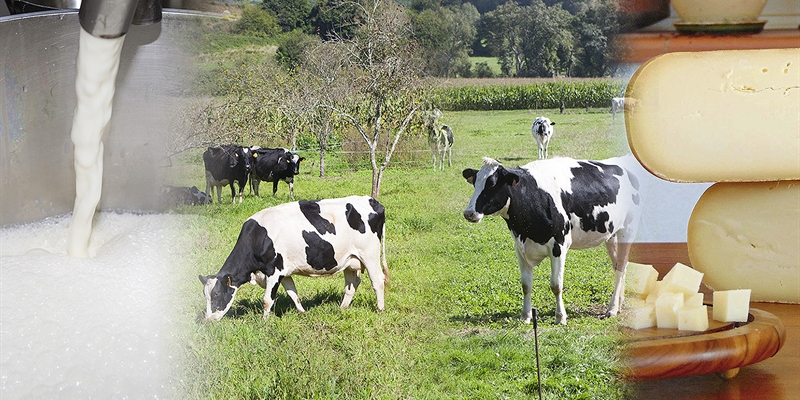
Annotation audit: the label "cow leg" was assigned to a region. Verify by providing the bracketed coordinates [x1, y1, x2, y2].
[280, 276, 305, 313]
[340, 268, 361, 309]
[272, 180, 279, 197]
[288, 181, 295, 201]
[549, 253, 568, 325]
[516, 245, 545, 324]
[262, 274, 284, 319]
[605, 238, 632, 318]
[361, 256, 386, 312]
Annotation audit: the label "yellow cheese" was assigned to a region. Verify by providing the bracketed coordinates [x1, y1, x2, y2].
[713, 289, 752, 322]
[677, 305, 710, 331]
[655, 291, 684, 329]
[689, 181, 800, 303]
[626, 48, 800, 182]
[622, 303, 657, 330]
[661, 262, 704, 296]
[625, 262, 659, 298]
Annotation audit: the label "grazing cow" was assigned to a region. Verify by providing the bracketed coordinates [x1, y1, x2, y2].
[462, 156, 641, 325]
[203, 145, 251, 204]
[531, 117, 555, 159]
[249, 147, 305, 201]
[611, 97, 639, 120]
[199, 196, 389, 321]
[160, 185, 211, 206]
[425, 109, 454, 170]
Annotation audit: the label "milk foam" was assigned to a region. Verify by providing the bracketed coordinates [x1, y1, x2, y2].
[0, 212, 189, 398]
[67, 28, 125, 258]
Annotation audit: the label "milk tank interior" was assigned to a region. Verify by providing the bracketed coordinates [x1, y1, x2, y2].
[1, 1, 214, 226]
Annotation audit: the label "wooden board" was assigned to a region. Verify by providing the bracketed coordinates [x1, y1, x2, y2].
[623, 308, 787, 381]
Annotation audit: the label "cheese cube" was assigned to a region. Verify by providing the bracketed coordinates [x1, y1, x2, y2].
[689, 181, 800, 303]
[645, 281, 666, 304]
[713, 289, 752, 322]
[655, 291, 684, 329]
[625, 262, 659, 298]
[626, 48, 800, 182]
[678, 305, 710, 331]
[622, 303, 657, 330]
[661, 263, 704, 296]
[684, 292, 704, 308]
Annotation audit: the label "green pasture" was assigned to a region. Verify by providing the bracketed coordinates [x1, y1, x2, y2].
[170, 109, 632, 399]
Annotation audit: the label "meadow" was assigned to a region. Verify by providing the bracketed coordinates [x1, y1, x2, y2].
[169, 108, 633, 399]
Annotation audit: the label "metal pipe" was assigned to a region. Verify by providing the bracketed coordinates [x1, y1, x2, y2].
[78, 0, 161, 38]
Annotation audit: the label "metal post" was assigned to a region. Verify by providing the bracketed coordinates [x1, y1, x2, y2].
[533, 307, 543, 400]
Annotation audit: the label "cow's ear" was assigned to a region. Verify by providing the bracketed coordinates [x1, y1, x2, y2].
[502, 169, 520, 187]
[198, 275, 209, 285]
[462, 169, 477, 185]
[550, 121, 556, 126]
[299, 157, 306, 162]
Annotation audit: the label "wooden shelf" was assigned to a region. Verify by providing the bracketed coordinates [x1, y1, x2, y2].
[614, 29, 800, 63]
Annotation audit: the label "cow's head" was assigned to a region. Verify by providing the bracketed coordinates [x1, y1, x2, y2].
[198, 274, 239, 321]
[462, 157, 518, 223]
[289, 153, 305, 175]
[533, 117, 555, 135]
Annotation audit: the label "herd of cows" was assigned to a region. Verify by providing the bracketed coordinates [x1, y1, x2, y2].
[194, 110, 642, 326]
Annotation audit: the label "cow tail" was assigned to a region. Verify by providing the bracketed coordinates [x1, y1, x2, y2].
[381, 222, 389, 286]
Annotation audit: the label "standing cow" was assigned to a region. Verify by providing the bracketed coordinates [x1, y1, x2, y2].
[199, 196, 389, 321]
[424, 108, 454, 170]
[203, 145, 251, 204]
[531, 116, 555, 159]
[249, 147, 305, 200]
[462, 156, 641, 325]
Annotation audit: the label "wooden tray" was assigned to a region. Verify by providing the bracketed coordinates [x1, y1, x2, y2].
[623, 307, 786, 381]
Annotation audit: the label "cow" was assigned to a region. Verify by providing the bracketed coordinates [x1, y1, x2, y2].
[203, 145, 251, 204]
[198, 196, 389, 321]
[611, 97, 639, 120]
[249, 147, 305, 201]
[531, 116, 555, 159]
[462, 156, 641, 325]
[424, 108, 454, 170]
[160, 185, 211, 206]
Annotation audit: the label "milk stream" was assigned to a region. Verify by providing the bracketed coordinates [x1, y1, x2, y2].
[67, 28, 125, 258]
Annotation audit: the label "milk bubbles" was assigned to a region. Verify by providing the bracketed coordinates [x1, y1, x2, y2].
[0, 212, 190, 398]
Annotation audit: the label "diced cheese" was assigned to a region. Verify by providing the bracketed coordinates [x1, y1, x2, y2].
[689, 181, 800, 303]
[622, 303, 657, 330]
[625, 48, 800, 182]
[625, 262, 659, 298]
[684, 292, 704, 308]
[713, 289, 752, 322]
[655, 291, 684, 329]
[661, 262, 704, 296]
[678, 305, 710, 331]
[645, 281, 666, 304]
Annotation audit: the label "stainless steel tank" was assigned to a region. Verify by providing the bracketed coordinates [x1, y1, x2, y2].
[1, 9, 214, 225]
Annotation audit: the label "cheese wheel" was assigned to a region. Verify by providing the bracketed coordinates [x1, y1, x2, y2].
[626, 48, 800, 182]
[688, 181, 800, 303]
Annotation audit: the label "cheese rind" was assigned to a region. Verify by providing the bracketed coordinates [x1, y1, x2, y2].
[626, 48, 800, 182]
[713, 289, 752, 322]
[689, 181, 800, 303]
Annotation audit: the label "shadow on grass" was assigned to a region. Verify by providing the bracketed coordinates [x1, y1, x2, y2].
[224, 287, 345, 319]
[448, 310, 521, 325]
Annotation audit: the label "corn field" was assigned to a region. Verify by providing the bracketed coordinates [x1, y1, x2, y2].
[432, 79, 626, 111]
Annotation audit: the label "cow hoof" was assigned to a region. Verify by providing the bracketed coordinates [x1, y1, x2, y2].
[522, 317, 532, 324]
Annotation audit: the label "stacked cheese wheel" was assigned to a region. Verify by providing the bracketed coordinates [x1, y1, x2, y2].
[626, 48, 800, 313]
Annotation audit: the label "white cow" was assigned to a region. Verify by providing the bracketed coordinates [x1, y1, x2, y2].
[425, 109, 454, 170]
[531, 116, 555, 159]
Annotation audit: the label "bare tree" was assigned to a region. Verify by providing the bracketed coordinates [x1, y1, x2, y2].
[323, 0, 429, 198]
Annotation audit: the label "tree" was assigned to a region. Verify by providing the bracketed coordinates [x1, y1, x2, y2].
[411, 3, 480, 78]
[262, 0, 311, 33]
[571, 0, 621, 77]
[324, 0, 429, 198]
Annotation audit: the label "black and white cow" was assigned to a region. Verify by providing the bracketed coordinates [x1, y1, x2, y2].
[531, 116, 555, 159]
[199, 196, 389, 321]
[160, 185, 211, 206]
[249, 147, 305, 201]
[424, 108, 454, 170]
[462, 156, 641, 325]
[203, 145, 251, 204]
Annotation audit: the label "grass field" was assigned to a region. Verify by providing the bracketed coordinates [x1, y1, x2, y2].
[169, 108, 632, 399]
